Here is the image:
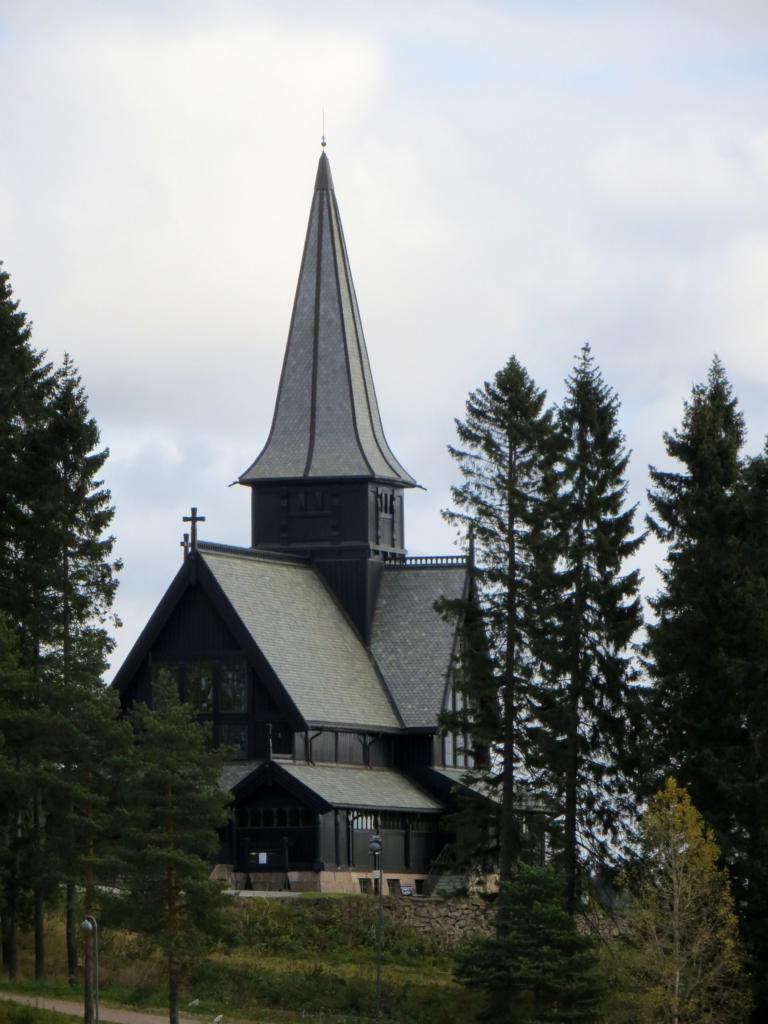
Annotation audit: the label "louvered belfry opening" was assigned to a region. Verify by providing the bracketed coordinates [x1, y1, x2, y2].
[240, 151, 417, 641]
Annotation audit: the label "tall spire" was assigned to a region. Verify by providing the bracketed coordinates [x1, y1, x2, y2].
[240, 150, 416, 487]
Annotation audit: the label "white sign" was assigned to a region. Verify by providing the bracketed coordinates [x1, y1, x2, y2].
[258, 852, 268, 865]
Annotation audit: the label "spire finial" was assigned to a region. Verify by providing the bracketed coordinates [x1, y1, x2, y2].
[321, 108, 326, 149]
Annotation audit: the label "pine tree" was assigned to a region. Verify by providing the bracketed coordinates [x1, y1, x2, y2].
[118, 675, 232, 1024]
[646, 358, 768, 1019]
[454, 864, 605, 1023]
[533, 345, 643, 914]
[443, 356, 555, 917]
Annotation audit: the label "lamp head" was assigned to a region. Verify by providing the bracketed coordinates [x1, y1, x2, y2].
[368, 834, 382, 856]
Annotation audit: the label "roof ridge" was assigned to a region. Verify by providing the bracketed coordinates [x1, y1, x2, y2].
[197, 541, 308, 565]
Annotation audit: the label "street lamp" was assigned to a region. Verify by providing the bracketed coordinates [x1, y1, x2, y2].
[368, 834, 383, 1017]
[81, 915, 99, 1024]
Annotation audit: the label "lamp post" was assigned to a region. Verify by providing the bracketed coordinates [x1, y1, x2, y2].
[81, 915, 99, 1024]
[368, 833, 383, 1018]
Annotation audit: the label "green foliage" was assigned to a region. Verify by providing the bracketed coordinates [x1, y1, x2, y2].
[232, 895, 446, 961]
[606, 780, 750, 1023]
[531, 345, 643, 911]
[443, 356, 556, 881]
[0, 267, 122, 982]
[116, 674, 232, 1022]
[645, 358, 768, 1018]
[455, 865, 604, 1022]
[0, 1002, 79, 1024]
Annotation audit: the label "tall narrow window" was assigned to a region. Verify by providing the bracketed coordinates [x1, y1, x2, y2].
[219, 721, 248, 760]
[186, 662, 215, 712]
[220, 659, 248, 712]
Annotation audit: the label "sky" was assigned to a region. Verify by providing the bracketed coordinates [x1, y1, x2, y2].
[1, 0, 768, 679]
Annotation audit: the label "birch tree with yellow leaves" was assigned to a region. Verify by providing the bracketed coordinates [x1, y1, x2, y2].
[625, 779, 750, 1024]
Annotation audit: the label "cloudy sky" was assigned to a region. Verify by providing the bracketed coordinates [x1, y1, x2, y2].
[2, 0, 768, 678]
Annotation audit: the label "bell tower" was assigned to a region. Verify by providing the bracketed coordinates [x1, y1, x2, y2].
[239, 149, 416, 642]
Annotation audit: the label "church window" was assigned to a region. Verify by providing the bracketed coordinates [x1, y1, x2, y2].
[186, 662, 215, 713]
[380, 812, 404, 830]
[443, 731, 455, 767]
[262, 808, 274, 827]
[271, 722, 293, 756]
[219, 721, 248, 760]
[275, 808, 287, 827]
[289, 490, 326, 515]
[219, 660, 248, 712]
[151, 662, 182, 690]
[351, 811, 376, 831]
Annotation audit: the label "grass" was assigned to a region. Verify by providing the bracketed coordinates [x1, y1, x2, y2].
[0, 898, 475, 1024]
[0, 1003, 80, 1024]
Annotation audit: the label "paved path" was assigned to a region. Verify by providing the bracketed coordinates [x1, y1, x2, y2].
[0, 990, 199, 1024]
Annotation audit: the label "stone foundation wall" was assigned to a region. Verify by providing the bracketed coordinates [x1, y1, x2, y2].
[384, 896, 493, 945]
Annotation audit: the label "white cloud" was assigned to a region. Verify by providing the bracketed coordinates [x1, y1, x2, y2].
[2, 1, 768, 676]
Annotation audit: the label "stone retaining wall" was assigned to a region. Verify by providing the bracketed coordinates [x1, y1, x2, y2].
[383, 896, 493, 946]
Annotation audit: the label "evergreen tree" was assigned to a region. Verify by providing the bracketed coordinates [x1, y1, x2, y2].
[0, 264, 54, 629]
[118, 675, 232, 1024]
[0, 267, 122, 980]
[0, 613, 60, 980]
[443, 356, 555, 916]
[533, 345, 643, 914]
[455, 864, 605, 1023]
[646, 358, 768, 1018]
[40, 355, 123, 980]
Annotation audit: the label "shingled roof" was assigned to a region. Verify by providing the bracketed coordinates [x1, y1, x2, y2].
[221, 760, 443, 813]
[201, 546, 401, 731]
[239, 150, 416, 487]
[370, 560, 468, 729]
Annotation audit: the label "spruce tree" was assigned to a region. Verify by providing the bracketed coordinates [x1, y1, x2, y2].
[454, 864, 605, 1023]
[646, 358, 768, 1018]
[443, 356, 555, 918]
[646, 358, 746, 828]
[0, 264, 54, 630]
[533, 345, 643, 914]
[119, 675, 232, 1024]
[0, 268, 122, 980]
[0, 613, 58, 980]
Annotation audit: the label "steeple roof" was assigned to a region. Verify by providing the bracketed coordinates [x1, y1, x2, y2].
[240, 151, 416, 487]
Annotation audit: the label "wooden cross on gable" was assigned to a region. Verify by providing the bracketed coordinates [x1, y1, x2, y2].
[182, 506, 206, 553]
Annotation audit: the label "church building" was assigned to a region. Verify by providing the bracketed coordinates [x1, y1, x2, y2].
[113, 148, 476, 893]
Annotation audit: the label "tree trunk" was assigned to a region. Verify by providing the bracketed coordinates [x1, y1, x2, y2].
[497, 442, 519, 938]
[83, 926, 94, 1024]
[2, 885, 17, 981]
[66, 881, 78, 985]
[168, 954, 180, 1024]
[564, 470, 587, 918]
[167, 861, 179, 1024]
[564, 668, 580, 916]
[34, 885, 45, 980]
[83, 876, 95, 1024]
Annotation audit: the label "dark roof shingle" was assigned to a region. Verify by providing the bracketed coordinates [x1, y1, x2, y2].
[370, 562, 468, 729]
